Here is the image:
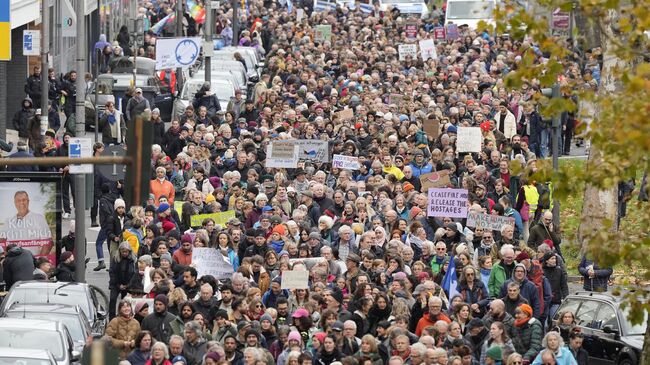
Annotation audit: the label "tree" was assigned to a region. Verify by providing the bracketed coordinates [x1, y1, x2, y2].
[485, 0, 650, 361]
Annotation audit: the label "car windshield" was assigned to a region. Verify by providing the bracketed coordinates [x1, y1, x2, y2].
[213, 83, 234, 102]
[0, 329, 64, 359]
[6, 312, 86, 341]
[182, 82, 233, 102]
[5, 287, 91, 319]
[622, 307, 647, 335]
[181, 82, 206, 100]
[447, 1, 494, 19]
[0, 358, 52, 365]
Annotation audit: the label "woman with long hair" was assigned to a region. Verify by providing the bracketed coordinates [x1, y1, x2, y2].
[315, 335, 343, 365]
[355, 334, 383, 365]
[368, 292, 392, 335]
[105, 300, 141, 359]
[126, 330, 153, 365]
[450, 302, 472, 335]
[457, 265, 490, 318]
[480, 321, 515, 365]
[551, 310, 577, 343]
[247, 298, 266, 321]
[216, 231, 240, 271]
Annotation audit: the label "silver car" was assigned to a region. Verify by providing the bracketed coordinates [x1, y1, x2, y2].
[0, 347, 58, 365]
[0, 318, 81, 365]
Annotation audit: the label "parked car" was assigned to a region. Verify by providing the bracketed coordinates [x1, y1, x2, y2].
[0, 281, 109, 336]
[217, 46, 265, 76]
[444, 0, 496, 29]
[172, 78, 236, 119]
[0, 318, 80, 365]
[0, 347, 58, 365]
[553, 291, 645, 365]
[3, 303, 93, 353]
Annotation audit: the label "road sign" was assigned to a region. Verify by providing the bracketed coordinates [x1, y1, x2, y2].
[97, 145, 127, 181]
[23, 30, 40, 56]
[69, 138, 93, 174]
[0, 0, 11, 61]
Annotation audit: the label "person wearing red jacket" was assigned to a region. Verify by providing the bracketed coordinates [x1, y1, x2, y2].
[415, 296, 452, 336]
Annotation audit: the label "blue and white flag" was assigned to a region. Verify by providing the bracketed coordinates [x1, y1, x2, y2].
[442, 255, 459, 299]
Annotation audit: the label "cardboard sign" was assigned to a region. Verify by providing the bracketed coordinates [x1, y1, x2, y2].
[315, 25, 332, 42]
[420, 170, 452, 190]
[419, 39, 437, 60]
[337, 108, 354, 121]
[190, 211, 236, 228]
[446, 24, 459, 40]
[295, 140, 329, 163]
[405, 22, 418, 39]
[433, 27, 446, 40]
[423, 118, 440, 138]
[192, 247, 235, 280]
[388, 93, 403, 105]
[456, 127, 482, 153]
[266, 141, 300, 168]
[466, 212, 515, 232]
[332, 154, 360, 170]
[398, 44, 418, 61]
[427, 188, 468, 218]
[281, 270, 310, 289]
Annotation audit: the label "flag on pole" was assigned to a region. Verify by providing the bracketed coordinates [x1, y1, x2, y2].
[151, 13, 174, 35]
[442, 255, 458, 299]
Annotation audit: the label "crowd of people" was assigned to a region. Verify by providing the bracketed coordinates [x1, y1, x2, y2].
[2, 0, 614, 364]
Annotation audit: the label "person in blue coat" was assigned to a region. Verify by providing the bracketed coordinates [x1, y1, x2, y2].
[262, 276, 290, 308]
[578, 256, 612, 292]
[532, 331, 578, 365]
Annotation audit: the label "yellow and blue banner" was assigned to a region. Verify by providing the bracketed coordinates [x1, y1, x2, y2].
[0, 0, 10, 61]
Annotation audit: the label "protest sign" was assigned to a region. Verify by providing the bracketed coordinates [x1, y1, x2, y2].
[192, 247, 234, 280]
[296, 8, 304, 21]
[190, 211, 236, 228]
[466, 212, 515, 231]
[551, 8, 570, 37]
[427, 188, 468, 218]
[336, 108, 354, 121]
[155, 37, 202, 70]
[315, 25, 332, 42]
[289, 257, 326, 270]
[332, 154, 360, 170]
[420, 170, 452, 190]
[174, 201, 184, 217]
[405, 22, 418, 40]
[419, 39, 437, 60]
[281, 270, 310, 289]
[422, 117, 440, 138]
[446, 24, 459, 40]
[433, 27, 446, 40]
[388, 93, 403, 105]
[266, 140, 300, 168]
[295, 140, 329, 163]
[398, 44, 418, 61]
[456, 127, 482, 153]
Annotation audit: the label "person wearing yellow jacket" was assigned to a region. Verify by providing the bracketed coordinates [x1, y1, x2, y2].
[381, 155, 405, 181]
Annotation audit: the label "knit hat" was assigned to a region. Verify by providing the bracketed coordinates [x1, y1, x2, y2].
[161, 220, 175, 233]
[519, 303, 533, 318]
[60, 251, 73, 262]
[514, 262, 527, 275]
[292, 308, 310, 319]
[181, 234, 193, 243]
[135, 301, 149, 313]
[515, 251, 530, 262]
[409, 206, 423, 220]
[255, 193, 269, 204]
[272, 224, 286, 236]
[447, 125, 458, 134]
[118, 241, 132, 251]
[237, 321, 251, 332]
[205, 194, 216, 204]
[331, 289, 343, 304]
[152, 108, 161, 114]
[204, 352, 220, 362]
[288, 330, 302, 343]
[160, 253, 173, 263]
[171, 355, 187, 365]
[403, 182, 415, 193]
[157, 203, 170, 213]
[260, 313, 274, 324]
[154, 294, 168, 307]
[114, 198, 126, 210]
[313, 332, 327, 344]
[486, 346, 502, 361]
[467, 317, 484, 329]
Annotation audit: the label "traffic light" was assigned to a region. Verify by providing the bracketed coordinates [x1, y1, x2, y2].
[124, 115, 153, 207]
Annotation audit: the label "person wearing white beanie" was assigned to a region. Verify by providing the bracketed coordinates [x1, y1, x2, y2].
[114, 198, 126, 210]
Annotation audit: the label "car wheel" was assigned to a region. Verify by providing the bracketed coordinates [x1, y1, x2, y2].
[618, 357, 635, 365]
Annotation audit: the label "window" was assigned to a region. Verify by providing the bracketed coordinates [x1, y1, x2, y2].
[593, 305, 618, 331]
[575, 300, 600, 328]
[555, 298, 582, 322]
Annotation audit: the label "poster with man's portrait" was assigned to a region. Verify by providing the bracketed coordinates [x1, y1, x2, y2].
[0, 173, 62, 264]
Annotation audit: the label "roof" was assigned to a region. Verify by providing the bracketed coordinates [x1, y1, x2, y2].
[0, 347, 53, 359]
[0, 318, 63, 331]
[13, 280, 89, 291]
[568, 291, 621, 302]
[6, 303, 83, 315]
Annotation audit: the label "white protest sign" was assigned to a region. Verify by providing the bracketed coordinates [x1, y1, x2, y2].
[296, 8, 304, 21]
[466, 212, 515, 232]
[266, 141, 300, 168]
[427, 188, 469, 218]
[456, 127, 482, 153]
[295, 140, 329, 163]
[281, 270, 310, 289]
[419, 39, 437, 60]
[398, 44, 418, 61]
[192, 247, 234, 280]
[332, 154, 360, 170]
[155, 37, 202, 70]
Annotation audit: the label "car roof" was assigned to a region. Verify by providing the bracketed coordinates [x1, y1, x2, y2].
[0, 318, 63, 330]
[567, 291, 621, 303]
[0, 347, 53, 359]
[6, 303, 83, 315]
[12, 280, 89, 291]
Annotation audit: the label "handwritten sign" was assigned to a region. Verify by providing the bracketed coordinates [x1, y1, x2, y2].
[332, 154, 360, 170]
[456, 127, 482, 153]
[420, 170, 452, 190]
[419, 39, 437, 60]
[433, 27, 446, 40]
[266, 141, 300, 168]
[296, 8, 304, 21]
[427, 188, 468, 218]
[281, 270, 310, 289]
[405, 22, 418, 40]
[190, 211, 236, 228]
[315, 25, 332, 42]
[337, 108, 354, 121]
[446, 24, 459, 40]
[192, 247, 235, 280]
[466, 212, 516, 232]
[398, 44, 418, 61]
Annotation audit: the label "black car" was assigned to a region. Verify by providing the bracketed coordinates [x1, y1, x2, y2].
[0, 281, 109, 335]
[553, 291, 645, 365]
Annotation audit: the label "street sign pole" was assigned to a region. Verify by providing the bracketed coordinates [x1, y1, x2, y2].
[204, 0, 212, 84]
[232, 0, 239, 46]
[40, 0, 49, 135]
[74, 0, 87, 282]
[551, 83, 561, 230]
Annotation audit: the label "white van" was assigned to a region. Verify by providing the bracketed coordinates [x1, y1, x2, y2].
[444, 0, 496, 30]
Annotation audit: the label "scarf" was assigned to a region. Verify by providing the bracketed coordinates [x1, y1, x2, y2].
[391, 347, 411, 360]
[515, 316, 531, 328]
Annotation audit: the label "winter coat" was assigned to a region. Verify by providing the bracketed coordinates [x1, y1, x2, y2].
[488, 261, 512, 298]
[54, 262, 76, 282]
[532, 346, 577, 365]
[183, 338, 208, 365]
[192, 91, 221, 117]
[458, 280, 490, 308]
[98, 110, 126, 145]
[578, 257, 612, 292]
[126, 349, 150, 365]
[193, 297, 219, 324]
[482, 311, 516, 338]
[500, 278, 541, 318]
[543, 264, 569, 304]
[141, 310, 177, 343]
[3, 246, 36, 289]
[126, 96, 150, 122]
[109, 254, 137, 290]
[415, 312, 451, 336]
[106, 315, 141, 359]
[528, 222, 561, 249]
[152, 119, 165, 146]
[512, 317, 543, 362]
[24, 74, 42, 106]
[12, 98, 34, 138]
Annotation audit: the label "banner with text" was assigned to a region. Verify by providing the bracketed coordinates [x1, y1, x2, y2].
[266, 141, 300, 168]
[457, 127, 482, 153]
[427, 188, 469, 218]
[466, 212, 515, 231]
[190, 211, 236, 228]
[281, 270, 310, 289]
[332, 154, 360, 170]
[398, 44, 418, 61]
[155, 37, 202, 70]
[192, 247, 235, 280]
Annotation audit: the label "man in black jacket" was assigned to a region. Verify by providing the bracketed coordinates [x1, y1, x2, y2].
[141, 294, 177, 343]
[54, 251, 76, 282]
[24, 66, 42, 108]
[108, 241, 137, 319]
[12, 98, 35, 143]
[2, 244, 35, 289]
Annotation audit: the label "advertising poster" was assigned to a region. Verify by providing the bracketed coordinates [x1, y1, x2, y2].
[0, 173, 62, 265]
